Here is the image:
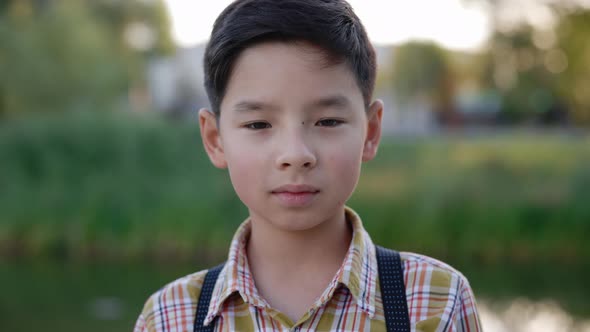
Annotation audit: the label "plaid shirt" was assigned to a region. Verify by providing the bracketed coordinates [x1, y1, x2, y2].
[135, 207, 481, 332]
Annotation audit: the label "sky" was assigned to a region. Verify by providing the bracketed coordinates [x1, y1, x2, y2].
[162, 0, 491, 51]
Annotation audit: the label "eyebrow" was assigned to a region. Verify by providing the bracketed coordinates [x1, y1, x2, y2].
[307, 95, 352, 111]
[232, 100, 277, 113]
[231, 94, 353, 113]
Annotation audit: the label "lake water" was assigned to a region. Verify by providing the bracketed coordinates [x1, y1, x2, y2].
[1, 260, 588, 331]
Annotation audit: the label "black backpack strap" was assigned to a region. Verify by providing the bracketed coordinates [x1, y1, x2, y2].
[194, 263, 226, 332]
[375, 245, 411, 332]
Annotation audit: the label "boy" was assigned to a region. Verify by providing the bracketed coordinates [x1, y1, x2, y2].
[135, 0, 482, 331]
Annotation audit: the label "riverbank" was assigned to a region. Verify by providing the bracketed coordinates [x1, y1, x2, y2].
[1, 112, 589, 264]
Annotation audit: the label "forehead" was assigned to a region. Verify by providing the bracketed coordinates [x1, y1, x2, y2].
[220, 41, 365, 113]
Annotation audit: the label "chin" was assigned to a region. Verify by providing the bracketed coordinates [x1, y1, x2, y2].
[254, 208, 325, 231]
[273, 219, 324, 232]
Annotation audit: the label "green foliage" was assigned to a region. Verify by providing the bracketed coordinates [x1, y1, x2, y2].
[390, 42, 451, 104]
[355, 135, 590, 264]
[389, 41, 457, 125]
[0, 1, 127, 116]
[466, 3, 590, 124]
[0, 0, 175, 117]
[555, 9, 590, 124]
[0, 111, 242, 262]
[483, 25, 559, 121]
[86, 0, 175, 56]
[1, 112, 589, 265]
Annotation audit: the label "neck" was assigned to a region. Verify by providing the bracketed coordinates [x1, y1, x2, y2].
[246, 208, 352, 277]
[244, 208, 353, 322]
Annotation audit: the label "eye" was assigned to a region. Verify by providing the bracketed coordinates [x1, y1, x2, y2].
[316, 118, 344, 127]
[244, 121, 271, 130]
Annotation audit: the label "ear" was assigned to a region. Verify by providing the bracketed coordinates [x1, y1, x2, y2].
[362, 99, 383, 162]
[199, 108, 227, 169]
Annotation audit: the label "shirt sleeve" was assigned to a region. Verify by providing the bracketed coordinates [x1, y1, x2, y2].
[453, 277, 483, 332]
[134, 293, 157, 332]
[133, 312, 147, 332]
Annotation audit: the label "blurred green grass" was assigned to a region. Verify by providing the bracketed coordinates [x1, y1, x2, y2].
[1, 111, 589, 265]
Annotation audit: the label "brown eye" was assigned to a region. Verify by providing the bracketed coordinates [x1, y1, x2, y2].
[317, 119, 343, 127]
[245, 122, 271, 130]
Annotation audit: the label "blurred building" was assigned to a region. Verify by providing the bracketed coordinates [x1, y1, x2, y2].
[147, 45, 209, 119]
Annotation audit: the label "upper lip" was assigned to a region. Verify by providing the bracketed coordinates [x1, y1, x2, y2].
[271, 184, 320, 193]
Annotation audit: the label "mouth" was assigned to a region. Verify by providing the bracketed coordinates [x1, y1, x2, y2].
[271, 184, 320, 207]
[271, 184, 320, 194]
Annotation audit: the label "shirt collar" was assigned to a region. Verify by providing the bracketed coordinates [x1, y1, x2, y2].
[335, 207, 378, 316]
[204, 206, 378, 325]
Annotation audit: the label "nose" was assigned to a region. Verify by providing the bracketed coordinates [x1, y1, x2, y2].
[275, 130, 317, 170]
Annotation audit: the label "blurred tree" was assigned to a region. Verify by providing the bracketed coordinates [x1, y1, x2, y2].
[553, 9, 590, 124]
[0, 0, 174, 117]
[481, 26, 560, 123]
[465, 0, 589, 125]
[87, 0, 174, 58]
[390, 42, 458, 126]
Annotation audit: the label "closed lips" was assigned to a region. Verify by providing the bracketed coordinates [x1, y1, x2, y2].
[271, 185, 320, 193]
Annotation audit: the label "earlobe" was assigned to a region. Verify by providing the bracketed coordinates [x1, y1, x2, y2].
[362, 99, 383, 162]
[199, 108, 228, 169]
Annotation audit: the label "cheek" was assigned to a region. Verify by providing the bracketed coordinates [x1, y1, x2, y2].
[325, 141, 364, 181]
[224, 144, 265, 203]
[324, 149, 362, 206]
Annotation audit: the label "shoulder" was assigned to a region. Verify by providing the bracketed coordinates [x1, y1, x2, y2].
[134, 268, 209, 332]
[398, 252, 482, 331]
[400, 251, 471, 291]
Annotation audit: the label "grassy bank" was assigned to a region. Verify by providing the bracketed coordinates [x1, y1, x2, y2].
[1, 112, 589, 264]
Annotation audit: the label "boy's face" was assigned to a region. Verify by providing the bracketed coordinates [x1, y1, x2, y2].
[200, 41, 382, 232]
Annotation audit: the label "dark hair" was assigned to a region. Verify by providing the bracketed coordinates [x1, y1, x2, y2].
[203, 0, 376, 116]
